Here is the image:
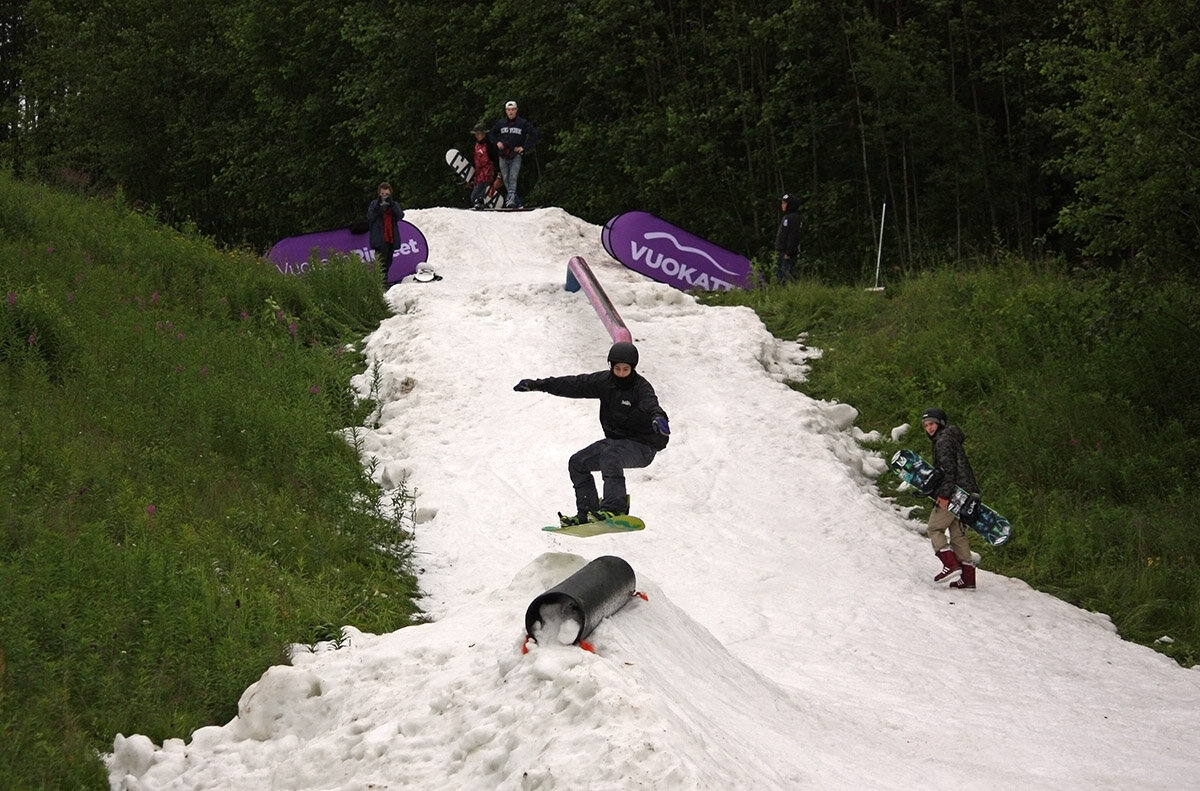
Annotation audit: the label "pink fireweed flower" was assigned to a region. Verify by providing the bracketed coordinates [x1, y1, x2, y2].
[6, 292, 15, 305]
[146, 504, 157, 517]
[288, 322, 298, 337]
[309, 385, 321, 394]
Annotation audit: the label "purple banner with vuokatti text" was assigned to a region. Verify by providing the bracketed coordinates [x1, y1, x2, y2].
[601, 211, 751, 291]
[267, 222, 429, 287]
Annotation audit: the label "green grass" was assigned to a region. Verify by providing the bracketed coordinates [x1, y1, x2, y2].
[1, 171, 420, 788]
[705, 259, 1200, 666]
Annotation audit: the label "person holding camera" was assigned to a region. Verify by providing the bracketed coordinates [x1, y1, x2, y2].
[367, 181, 405, 284]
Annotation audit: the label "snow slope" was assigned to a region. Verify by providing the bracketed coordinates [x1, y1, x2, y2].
[108, 208, 1200, 790]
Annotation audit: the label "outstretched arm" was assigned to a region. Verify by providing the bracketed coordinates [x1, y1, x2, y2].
[513, 372, 602, 398]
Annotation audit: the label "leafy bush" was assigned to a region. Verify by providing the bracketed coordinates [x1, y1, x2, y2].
[1, 282, 77, 377]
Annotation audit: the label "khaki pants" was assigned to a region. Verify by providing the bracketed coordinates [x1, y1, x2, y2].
[928, 505, 971, 563]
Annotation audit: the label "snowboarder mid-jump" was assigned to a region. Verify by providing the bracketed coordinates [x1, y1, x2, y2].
[514, 342, 670, 526]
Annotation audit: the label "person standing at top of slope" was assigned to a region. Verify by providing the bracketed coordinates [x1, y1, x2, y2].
[921, 407, 981, 590]
[513, 342, 670, 526]
[468, 123, 500, 210]
[489, 100, 537, 209]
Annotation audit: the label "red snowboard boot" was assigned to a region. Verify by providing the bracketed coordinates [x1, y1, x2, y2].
[949, 563, 976, 590]
[933, 548, 961, 583]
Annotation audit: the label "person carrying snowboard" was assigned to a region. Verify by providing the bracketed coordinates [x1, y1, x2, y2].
[921, 407, 980, 589]
[468, 124, 500, 210]
[513, 341, 670, 526]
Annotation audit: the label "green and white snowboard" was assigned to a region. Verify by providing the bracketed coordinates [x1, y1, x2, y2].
[542, 514, 645, 538]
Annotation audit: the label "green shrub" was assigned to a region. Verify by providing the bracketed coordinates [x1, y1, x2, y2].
[1, 282, 77, 378]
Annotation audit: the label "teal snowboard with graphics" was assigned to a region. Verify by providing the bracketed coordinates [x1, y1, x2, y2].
[889, 449, 1012, 546]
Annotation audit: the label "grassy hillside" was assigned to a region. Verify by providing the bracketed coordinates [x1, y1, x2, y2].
[0, 172, 419, 788]
[705, 260, 1200, 666]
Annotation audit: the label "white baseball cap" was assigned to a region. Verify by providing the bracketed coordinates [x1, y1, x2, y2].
[505, 100, 517, 109]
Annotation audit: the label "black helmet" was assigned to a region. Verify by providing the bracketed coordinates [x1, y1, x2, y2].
[920, 407, 947, 427]
[780, 193, 798, 213]
[607, 341, 639, 369]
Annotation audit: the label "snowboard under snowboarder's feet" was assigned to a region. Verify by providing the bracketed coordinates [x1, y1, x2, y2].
[542, 513, 645, 538]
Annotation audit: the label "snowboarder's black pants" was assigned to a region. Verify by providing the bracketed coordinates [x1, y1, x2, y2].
[568, 438, 656, 516]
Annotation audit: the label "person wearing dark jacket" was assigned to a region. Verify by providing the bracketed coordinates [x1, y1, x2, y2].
[367, 181, 405, 283]
[921, 407, 980, 589]
[774, 193, 802, 283]
[489, 100, 537, 208]
[514, 342, 670, 526]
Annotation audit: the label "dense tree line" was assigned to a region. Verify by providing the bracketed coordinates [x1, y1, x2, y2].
[3, 0, 1197, 281]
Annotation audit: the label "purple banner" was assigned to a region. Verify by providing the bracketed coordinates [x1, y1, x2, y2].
[601, 211, 750, 291]
[266, 222, 429, 286]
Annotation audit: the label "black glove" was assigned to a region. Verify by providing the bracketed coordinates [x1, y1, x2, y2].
[959, 492, 982, 525]
[513, 379, 538, 392]
[652, 417, 670, 435]
[916, 468, 943, 497]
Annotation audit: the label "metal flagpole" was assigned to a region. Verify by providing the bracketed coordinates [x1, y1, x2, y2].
[867, 201, 887, 292]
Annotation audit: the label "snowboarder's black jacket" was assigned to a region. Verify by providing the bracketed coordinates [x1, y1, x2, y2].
[531, 371, 669, 451]
[929, 424, 978, 498]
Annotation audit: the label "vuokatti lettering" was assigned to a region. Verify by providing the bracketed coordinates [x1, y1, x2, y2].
[630, 241, 733, 290]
